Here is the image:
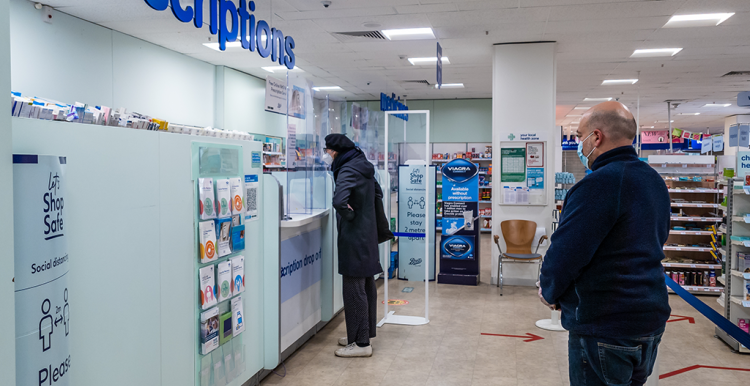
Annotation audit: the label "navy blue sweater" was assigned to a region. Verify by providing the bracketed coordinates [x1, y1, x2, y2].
[540, 146, 671, 338]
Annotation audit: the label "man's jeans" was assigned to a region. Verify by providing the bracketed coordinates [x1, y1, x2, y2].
[568, 328, 664, 386]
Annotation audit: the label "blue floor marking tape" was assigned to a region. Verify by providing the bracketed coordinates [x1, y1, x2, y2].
[393, 232, 426, 238]
[665, 274, 750, 349]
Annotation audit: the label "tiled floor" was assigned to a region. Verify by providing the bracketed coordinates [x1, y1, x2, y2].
[261, 235, 750, 386]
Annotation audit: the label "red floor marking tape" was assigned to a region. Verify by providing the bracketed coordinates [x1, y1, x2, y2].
[480, 332, 544, 342]
[666, 314, 695, 324]
[660, 365, 750, 379]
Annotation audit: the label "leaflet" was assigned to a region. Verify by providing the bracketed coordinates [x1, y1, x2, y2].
[232, 296, 245, 337]
[216, 179, 231, 218]
[199, 178, 217, 220]
[231, 256, 245, 294]
[200, 307, 220, 355]
[229, 177, 244, 216]
[200, 265, 218, 310]
[217, 260, 233, 303]
[199, 221, 217, 264]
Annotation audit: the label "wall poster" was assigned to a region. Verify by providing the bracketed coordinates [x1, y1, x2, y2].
[526, 142, 544, 167]
[500, 148, 526, 182]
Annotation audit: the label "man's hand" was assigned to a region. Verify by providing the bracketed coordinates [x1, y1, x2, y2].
[347, 204, 353, 211]
[538, 286, 558, 311]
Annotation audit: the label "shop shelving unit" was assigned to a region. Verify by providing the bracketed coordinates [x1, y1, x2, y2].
[649, 155, 725, 296]
[716, 179, 750, 353]
[262, 135, 286, 170]
[432, 143, 493, 232]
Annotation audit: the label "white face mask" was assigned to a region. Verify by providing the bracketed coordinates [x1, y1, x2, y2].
[322, 153, 333, 165]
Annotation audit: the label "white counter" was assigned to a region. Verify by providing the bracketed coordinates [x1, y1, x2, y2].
[281, 208, 330, 228]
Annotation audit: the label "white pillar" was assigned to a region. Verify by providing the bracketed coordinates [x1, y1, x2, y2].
[491, 42, 557, 286]
[0, 0, 16, 383]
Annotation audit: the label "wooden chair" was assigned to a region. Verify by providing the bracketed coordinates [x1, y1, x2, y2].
[493, 220, 548, 295]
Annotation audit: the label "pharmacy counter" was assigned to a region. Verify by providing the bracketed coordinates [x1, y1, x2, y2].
[281, 208, 330, 228]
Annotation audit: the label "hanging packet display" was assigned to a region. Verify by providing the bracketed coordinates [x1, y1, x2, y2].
[232, 224, 245, 252]
[216, 179, 231, 218]
[232, 296, 245, 337]
[231, 255, 245, 295]
[199, 221, 217, 264]
[198, 178, 217, 220]
[200, 265, 218, 310]
[200, 307, 220, 355]
[230, 177, 244, 215]
[217, 260, 233, 302]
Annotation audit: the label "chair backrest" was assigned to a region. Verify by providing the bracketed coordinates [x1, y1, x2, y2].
[500, 220, 538, 254]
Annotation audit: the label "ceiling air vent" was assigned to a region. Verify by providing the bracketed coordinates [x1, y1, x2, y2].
[722, 71, 750, 77]
[332, 31, 386, 43]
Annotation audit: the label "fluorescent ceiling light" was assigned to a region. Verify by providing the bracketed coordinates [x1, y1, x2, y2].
[663, 13, 735, 28]
[641, 126, 655, 129]
[261, 66, 303, 73]
[435, 83, 464, 89]
[630, 48, 683, 58]
[382, 28, 435, 40]
[567, 114, 583, 117]
[312, 86, 343, 91]
[408, 57, 449, 65]
[601, 79, 639, 85]
[583, 97, 612, 102]
[703, 103, 731, 107]
[655, 120, 675, 123]
[203, 35, 266, 51]
[573, 107, 590, 110]
[677, 112, 700, 116]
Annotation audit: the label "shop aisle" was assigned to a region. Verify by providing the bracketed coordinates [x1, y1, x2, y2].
[262, 236, 749, 386]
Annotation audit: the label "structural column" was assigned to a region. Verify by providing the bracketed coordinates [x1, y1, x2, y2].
[0, 0, 16, 383]
[491, 42, 557, 286]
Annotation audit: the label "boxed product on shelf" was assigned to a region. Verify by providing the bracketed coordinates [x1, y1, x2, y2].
[216, 260, 233, 302]
[745, 279, 750, 301]
[229, 177, 244, 215]
[216, 179, 232, 218]
[200, 307, 220, 355]
[739, 318, 749, 334]
[199, 221, 217, 264]
[199, 178, 217, 220]
[200, 265, 218, 310]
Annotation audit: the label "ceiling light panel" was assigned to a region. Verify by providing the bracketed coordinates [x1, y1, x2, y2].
[408, 57, 450, 65]
[312, 86, 343, 91]
[436, 83, 464, 88]
[261, 66, 303, 73]
[382, 28, 435, 41]
[663, 13, 735, 28]
[677, 113, 700, 115]
[703, 103, 731, 107]
[630, 48, 683, 58]
[583, 97, 612, 102]
[601, 79, 638, 85]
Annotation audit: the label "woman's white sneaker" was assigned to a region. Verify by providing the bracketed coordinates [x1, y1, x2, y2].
[338, 337, 347, 346]
[335, 343, 372, 357]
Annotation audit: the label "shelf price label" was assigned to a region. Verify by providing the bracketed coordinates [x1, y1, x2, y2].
[690, 264, 696, 268]
[743, 301, 750, 308]
[744, 241, 750, 248]
[744, 216, 750, 224]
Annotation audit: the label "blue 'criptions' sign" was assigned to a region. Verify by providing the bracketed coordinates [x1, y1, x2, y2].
[144, 0, 295, 69]
[380, 93, 409, 121]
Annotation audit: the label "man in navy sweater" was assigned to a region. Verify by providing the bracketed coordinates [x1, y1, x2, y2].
[539, 102, 671, 386]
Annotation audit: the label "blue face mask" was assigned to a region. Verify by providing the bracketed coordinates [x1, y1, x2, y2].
[577, 132, 596, 170]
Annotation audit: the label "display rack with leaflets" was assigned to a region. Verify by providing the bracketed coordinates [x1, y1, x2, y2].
[649, 155, 725, 296]
[716, 178, 750, 353]
[432, 143, 492, 232]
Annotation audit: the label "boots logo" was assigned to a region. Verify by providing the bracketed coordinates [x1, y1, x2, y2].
[443, 236, 472, 258]
[409, 258, 423, 266]
[441, 159, 478, 183]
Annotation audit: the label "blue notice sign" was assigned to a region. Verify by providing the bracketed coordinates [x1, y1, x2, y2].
[436, 42, 443, 89]
[730, 125, 739, 147]
[740, 124, 750, 147]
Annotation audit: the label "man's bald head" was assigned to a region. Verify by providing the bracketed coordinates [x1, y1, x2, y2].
[580, 101, 637, 144]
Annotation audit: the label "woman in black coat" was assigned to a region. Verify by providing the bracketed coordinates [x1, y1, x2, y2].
[323, 134, 384, 358]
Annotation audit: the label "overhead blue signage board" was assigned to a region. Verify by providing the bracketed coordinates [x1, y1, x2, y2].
[144, 0, 295, 69]
[380, 93, 409, 121]
[738, 91, 750, 107]
[730, 125, 739, 147]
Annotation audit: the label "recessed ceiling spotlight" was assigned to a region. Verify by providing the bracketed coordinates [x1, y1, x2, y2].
[583, 97, 613, 102]
[601, 79, 639, 85]
[261, 66, 303, 73]
[435, 83, 464, 89]
[630, 48, 683, 58]
[382, 28, 435, 40]
[408, 57, 449, 65]
[703, 103, 731, 107]
[312, 86, 343, 91]
[663, 13, 735, 28]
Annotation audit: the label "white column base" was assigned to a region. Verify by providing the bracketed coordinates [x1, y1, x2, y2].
[377, 311, 429, 327]
[535, 310, 566, 332]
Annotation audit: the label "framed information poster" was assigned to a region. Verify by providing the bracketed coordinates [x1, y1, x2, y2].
[526, 142, 544, 167]
[501, 148, 525, 182]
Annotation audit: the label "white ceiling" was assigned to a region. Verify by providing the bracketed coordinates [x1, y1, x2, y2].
[40, 0, 750, 132]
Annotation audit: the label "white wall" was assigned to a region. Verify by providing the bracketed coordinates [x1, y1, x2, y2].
[10, 0, 214, 127]
[491, 42, 557, 286]
[0, 0, 15, 384]
[218, 66, 287, 137]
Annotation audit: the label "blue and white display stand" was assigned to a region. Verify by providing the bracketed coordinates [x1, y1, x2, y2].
[397, 163, 436, 282]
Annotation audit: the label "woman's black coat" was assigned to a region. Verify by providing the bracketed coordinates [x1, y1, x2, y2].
[332, 150, 384, 277]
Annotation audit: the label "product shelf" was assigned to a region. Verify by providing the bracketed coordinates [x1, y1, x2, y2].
[718, 275, 726, 286]
[472, 158, 492, 162]
[263, 165, 285, 169]
[670, 203, 719, 208]
[480, 228, 492, 232]
[669, 230, 714, 236]
[663, 246, 715, 253]
[730, 270, 750, 279]
[730, 240, 750, 247]
[730, 296, 750, 308]
[262, 151, 282, 155]
[668, 189, 721, 193]
[662, 262, 722, 269]
[668, 285, 723, 295]
[732, 216, 750, 223]
[670, 216, 722, 222]
[479, 200, 492, 204]
[480, 215, 492, 219]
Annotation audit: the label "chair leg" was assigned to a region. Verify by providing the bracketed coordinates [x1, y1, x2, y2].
[496, 255, 500, 288]
[499, 258, 504, 296]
